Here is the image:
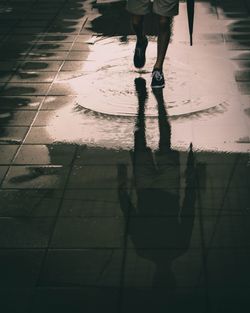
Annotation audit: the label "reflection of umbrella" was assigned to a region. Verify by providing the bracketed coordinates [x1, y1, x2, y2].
[187, 0, 195, 45]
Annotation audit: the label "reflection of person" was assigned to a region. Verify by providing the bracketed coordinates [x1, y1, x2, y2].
[127, 0, 178, 88]
[118, 78, 196, 310]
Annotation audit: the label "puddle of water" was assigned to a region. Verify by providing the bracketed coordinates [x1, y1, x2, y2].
[46, 25, 249, 153]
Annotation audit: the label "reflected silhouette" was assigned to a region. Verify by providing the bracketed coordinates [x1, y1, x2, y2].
[118, 77, 197, 308]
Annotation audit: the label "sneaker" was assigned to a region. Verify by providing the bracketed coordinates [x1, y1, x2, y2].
[134, 36, 148, 68]
[151, 69, 165, 89]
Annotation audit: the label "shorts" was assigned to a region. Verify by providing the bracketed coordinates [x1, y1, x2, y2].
[127, 0, 179, 17]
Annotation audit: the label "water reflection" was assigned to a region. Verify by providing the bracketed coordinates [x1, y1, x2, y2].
[118, 78, 197, 309]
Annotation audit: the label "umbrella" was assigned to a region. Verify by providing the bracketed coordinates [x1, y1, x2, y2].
[187, 0, 195, 46]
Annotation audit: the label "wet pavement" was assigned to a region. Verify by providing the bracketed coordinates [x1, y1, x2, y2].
[0, 0, 250, 312]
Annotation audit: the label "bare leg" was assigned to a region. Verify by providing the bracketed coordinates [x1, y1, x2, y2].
[131, 14, 146, 43]
[154, 16, 173, 70]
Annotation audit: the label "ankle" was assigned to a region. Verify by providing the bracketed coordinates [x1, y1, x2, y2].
[153, 66, 163, 72]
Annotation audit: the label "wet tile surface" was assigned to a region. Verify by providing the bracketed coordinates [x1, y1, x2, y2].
[0, 189, 63, 217]
[0, 0, 250, 312]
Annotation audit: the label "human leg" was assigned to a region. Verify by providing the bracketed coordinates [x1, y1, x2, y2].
[151, 16, 173, 88]
[154, 15, 173, 71]
[127, 0, 151, 68]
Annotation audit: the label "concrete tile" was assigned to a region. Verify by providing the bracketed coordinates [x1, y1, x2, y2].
[227, 41, 250, 50]
[194, 162, 249, 189]
[14, 144, 77, 165]
[208, 287, 250, 313]
[0, 110, 36, 126]
[0, 96, 43, 110]
[195, 152, 248, 165]
[60, 189, 122, 217]
[18, 20, 50, 28]
[61, 60, 96, 71]
[0, 288, 32, 313]
[20, 61, 62, 72]
[0, 166, 8, 184]
[206, 248, 250, 287]
[0, 42, 31, 52]
[31, 287, 119, 313]
[0, 61, 20, 71]
[2, 165, 70, 189]
[0, 126, 28, 144]
[0, 71, 12, 82]
[122, 287, 207, 313]
[51, 217, 124, 248]
[0, 50, 27, 61]
[75, 146, 131, 165]
[5, 35, 37, 44]
[40, 95, 78, 110]
[197, 187, 250, 216]
[48, 82, 76, 96]
[71, 42, 92, 51]
[67, 165, 129, 189]
[32, 42, 72, 51]
[66, 51, 90, 61]
[40, 115, 62, 133]
[55, 71, 85, 81]
[202, 215, 250, 248]
[26, 51, 68, 61]
[9, 72, 57, 83]
[238, 82, 250, 94]
[0, 249, 45, 287]
[229, 51, 250, 60]
[40, 34, 77, 42]
[40, 249, 122, 287]
[0, 189, 62, 217]
[0, 145, 19, 164]
[24, 127, 62, 144]
[2, 83, 51, 96]
[0, 217, 54, 248]
[235, 70, 250, 82]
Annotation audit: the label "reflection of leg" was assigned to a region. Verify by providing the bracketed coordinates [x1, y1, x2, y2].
[134, 77, 148, 151]
[134, 78, 155, 186]
[154, 16, 173, 70]
[153, 89, 171, 152]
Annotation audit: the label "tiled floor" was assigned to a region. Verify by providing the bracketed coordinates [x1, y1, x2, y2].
[0, 0, 250, 312]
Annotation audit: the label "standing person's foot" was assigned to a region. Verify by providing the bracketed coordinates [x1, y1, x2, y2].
[151, 69, 165, 89]
[134, 36, 148, 68]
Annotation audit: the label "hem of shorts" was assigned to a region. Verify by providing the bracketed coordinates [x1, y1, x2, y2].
[126, 5, 151, 16]
[153, 8, 179, 17]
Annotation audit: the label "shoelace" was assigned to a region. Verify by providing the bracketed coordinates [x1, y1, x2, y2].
[152, 70, 163, 81]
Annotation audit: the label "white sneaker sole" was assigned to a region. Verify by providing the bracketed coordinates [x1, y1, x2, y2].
[151, 84, 165, 89]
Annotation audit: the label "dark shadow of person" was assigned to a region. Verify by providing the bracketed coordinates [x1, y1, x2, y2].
[117, 77, 197, 311]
